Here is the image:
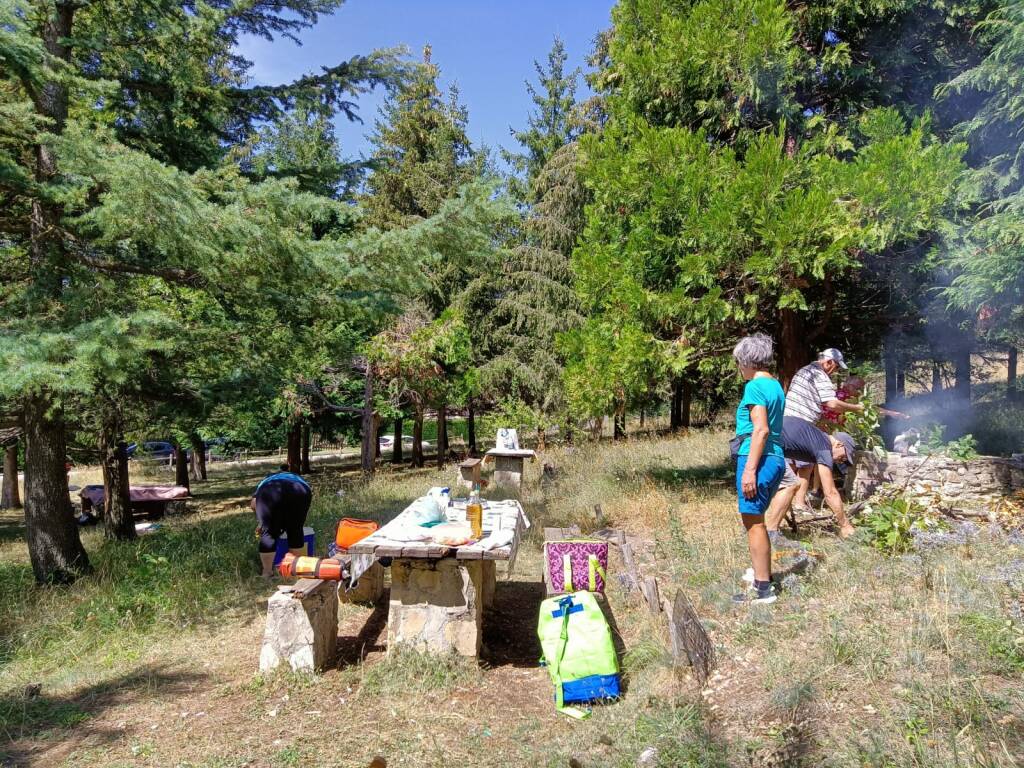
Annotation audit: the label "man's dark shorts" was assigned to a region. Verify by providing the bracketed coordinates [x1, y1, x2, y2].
[254, 478, 312, 553]
[782, 416, 833, 468]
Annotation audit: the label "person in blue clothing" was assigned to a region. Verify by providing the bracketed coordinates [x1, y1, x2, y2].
[250, 469, 312, 578]
[731, 334, 787, 604]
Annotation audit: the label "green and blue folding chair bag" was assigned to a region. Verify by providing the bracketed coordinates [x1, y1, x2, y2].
[538, 591, 620, 718]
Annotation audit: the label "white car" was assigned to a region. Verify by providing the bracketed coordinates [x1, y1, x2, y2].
[378, 436, 432, 450]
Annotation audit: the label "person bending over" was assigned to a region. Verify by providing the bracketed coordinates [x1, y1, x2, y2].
[251, 470, 312, 578]
[767, 432, 855, 543]
[731, 334, 787, 605]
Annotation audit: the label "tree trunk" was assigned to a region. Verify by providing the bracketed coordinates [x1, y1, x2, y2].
[670, 379, 682, 431]
[436, 402, 448, 467]
[681, 379, 693, 428]
[101, 414, 135, 541]
[412, 410, 424, 468]
[1, 444, 21, 510]
[189, 432, 207, 481]
[778, 309, 810, 388]
[392, 417, 404, 464]
[23, 393, 90, 584]
[301, 422, 311, 473]
[360, 367, 375, 475]
[613, 401, 626, 441]
[932, 362, 943, 394]
[286, 422, 302, 474]
[884, 336, 899, 405]
[537, 425, 546, 451]
[953, 344, 972, 403]
[896, 370, 906, 397]
[374, 414, 382, 459]
[467, 399, 477, 456]
[639, 408, 645, 429]
[1009, 347, 1018, 401]
[173, 444, 190, 490]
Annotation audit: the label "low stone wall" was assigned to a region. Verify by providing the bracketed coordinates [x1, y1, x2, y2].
[850, 451, 1024, 511]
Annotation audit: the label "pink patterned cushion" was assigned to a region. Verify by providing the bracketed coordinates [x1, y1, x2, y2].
[545, 540, 608, 593]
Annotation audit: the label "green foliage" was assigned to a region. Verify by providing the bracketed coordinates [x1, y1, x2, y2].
[919, 424, 980, 459]
[959, 613, 1024, 673]
[940, 0, 1024, 342]
[861, 496, 944, 554]
[502, 37, 581, 205]
[360, 50, 479, 235]
[842, 391, 887, 456]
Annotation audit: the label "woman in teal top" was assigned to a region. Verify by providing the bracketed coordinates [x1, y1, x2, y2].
[732, 333, 786, 604]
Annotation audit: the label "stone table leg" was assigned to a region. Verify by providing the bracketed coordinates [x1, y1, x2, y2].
[493, 455, 524, 491]
[388, 558, 483, 657]
[259, 581, 338, 673]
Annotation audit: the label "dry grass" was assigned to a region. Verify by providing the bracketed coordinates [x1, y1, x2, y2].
[1, 430, 1022, 767]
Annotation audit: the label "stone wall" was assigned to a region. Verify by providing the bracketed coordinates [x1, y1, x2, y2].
[849, 451, 1024, 511]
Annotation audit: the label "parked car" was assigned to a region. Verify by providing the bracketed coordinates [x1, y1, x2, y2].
[127, 441, 175, 461]
[203, 437, 234, 461]
[378, 435, 431, 451]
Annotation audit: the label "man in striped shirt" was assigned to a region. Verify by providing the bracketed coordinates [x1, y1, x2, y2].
[780, 349, 862, 539]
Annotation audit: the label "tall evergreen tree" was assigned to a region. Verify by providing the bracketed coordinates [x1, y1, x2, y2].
[941, 0, 1024, 345]
[502, 36, 581, 204]
[359, 45, 485, 461]
[0, 0, 415, 582]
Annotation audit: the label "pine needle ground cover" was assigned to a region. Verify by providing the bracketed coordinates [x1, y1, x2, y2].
[1, 432, 1022, 767]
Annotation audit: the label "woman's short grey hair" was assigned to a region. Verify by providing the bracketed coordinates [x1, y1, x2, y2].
[733, 333, 775, 369]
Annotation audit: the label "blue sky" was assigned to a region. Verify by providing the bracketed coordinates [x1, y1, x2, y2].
[236, 0, 615, 164]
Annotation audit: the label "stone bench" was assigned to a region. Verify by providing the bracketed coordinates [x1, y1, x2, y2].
[259, 579, 338, 673]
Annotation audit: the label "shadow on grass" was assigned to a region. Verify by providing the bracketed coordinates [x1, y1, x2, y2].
[646, 461, 733, 491]
[482, 579, 543, 668]
[0, 663, 206, 765]
[335, 596, 389, 669]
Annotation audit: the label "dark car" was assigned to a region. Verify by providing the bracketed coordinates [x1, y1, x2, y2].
[127, 441, 175, 461]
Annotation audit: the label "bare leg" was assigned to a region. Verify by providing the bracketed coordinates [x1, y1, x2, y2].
[766, 483, 799, 532]
[259, 551, 275, 578]
[817, 463, 855, 538]
[741, 514, 771, 582]
[792, 469, 812, 510]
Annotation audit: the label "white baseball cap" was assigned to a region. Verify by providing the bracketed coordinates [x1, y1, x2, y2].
[819, 348, 848, 369]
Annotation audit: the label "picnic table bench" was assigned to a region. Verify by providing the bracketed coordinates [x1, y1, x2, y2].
[79, 484, 190, 519]
[347, 497, 529, 657]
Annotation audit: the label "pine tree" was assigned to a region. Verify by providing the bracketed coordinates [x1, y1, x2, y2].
[0, 0, 416, 580]
[361, 46, 477, 236]
[359, 46, 485, 461]
[502, 37, 581, 205]
[941, 0, 1024, 345]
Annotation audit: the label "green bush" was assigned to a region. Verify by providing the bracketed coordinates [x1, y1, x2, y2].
[861, 497, 943, 554]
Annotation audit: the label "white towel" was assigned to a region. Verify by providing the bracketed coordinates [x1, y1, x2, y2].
[477, 529, 515, 551]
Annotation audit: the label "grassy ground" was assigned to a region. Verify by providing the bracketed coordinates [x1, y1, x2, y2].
[1, 430, 1022, 767]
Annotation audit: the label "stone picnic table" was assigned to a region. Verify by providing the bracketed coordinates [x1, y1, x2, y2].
[347, 497, 529, 657]
[483, 447, 537, 490]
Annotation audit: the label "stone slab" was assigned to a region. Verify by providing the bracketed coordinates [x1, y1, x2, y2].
[259, 580, 338, 673]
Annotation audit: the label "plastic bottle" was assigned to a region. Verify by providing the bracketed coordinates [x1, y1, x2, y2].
[467, 484, 483, 539]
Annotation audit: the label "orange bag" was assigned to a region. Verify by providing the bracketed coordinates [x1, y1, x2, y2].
[334, 518, 379, 551]
[279, 553, 343, 581]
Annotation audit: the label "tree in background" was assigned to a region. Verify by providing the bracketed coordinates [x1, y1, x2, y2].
[502, 37, 581, 205]
[474, 39, 588, 447]
[359, 45, 487, 460]
[941, 0, 1024, 398]
[563, 0, 976, 437]
[0, 0, 411, 582]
